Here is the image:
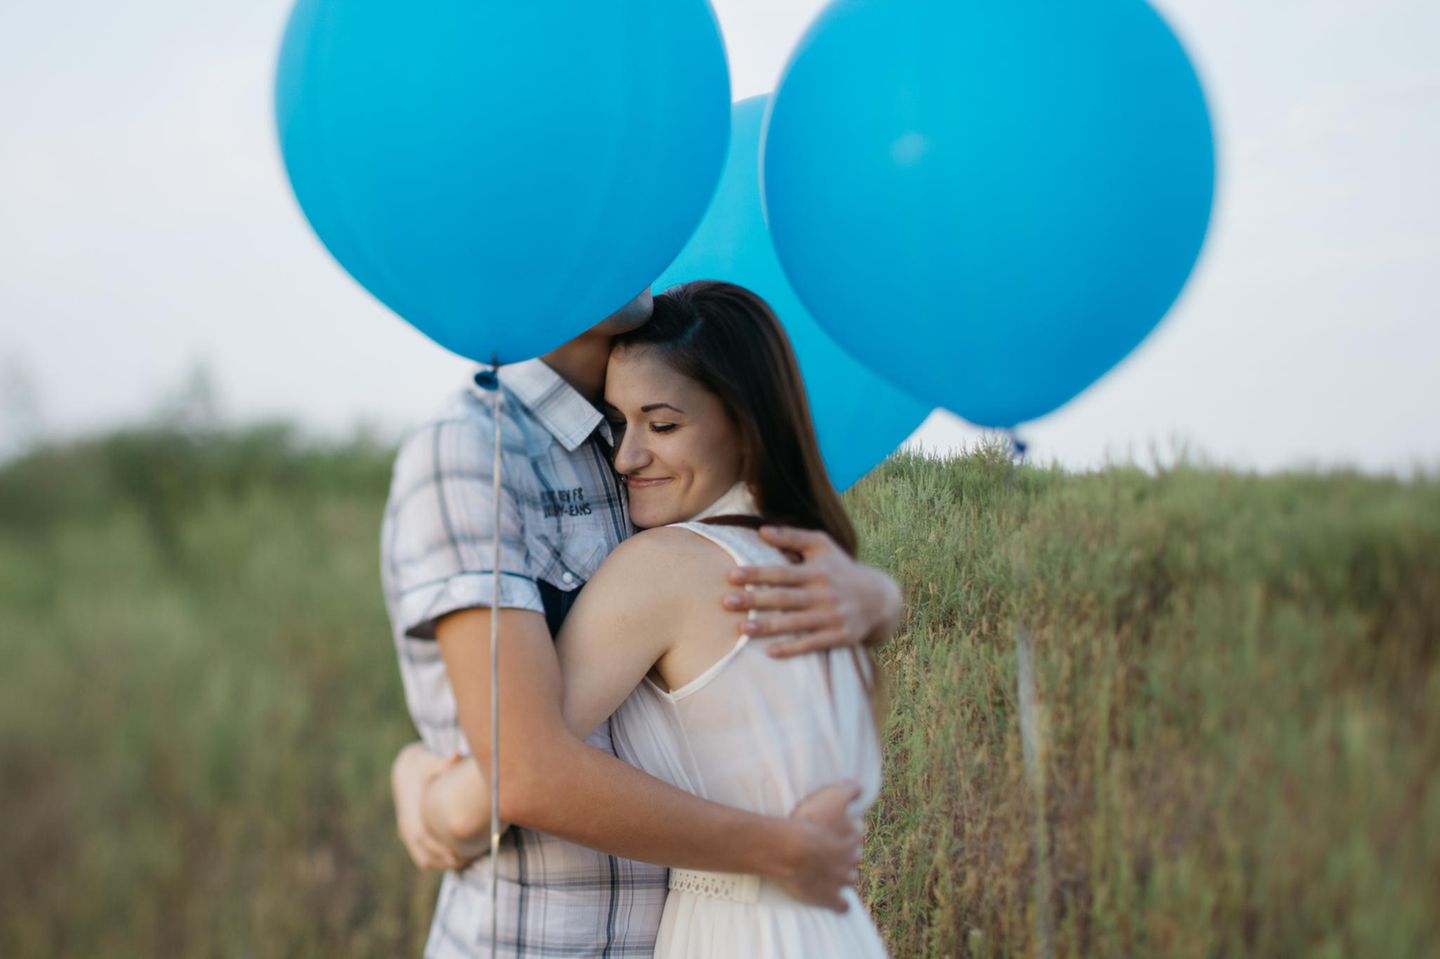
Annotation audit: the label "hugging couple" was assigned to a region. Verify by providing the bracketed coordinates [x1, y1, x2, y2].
[383, 281, 902, 958]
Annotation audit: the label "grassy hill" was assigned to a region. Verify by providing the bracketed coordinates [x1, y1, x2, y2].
[1, 426, 1436, 957]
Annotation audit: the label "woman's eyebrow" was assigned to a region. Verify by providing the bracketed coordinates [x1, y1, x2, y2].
[641, 402, 685, 414]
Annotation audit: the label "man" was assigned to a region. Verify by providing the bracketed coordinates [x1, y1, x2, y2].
[382, 290, 904, 957]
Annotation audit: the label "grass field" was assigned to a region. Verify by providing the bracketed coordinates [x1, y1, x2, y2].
[1, 425, 1436, 957]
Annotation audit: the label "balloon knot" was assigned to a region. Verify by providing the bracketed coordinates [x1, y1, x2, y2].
[1006, 429, 1028, 464]
[474, 354, 502, 391]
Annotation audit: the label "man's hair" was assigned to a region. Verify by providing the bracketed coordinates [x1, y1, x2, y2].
[614, 280, 857, 557]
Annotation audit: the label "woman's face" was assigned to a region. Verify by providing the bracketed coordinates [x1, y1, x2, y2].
[603, 345, 744, 529]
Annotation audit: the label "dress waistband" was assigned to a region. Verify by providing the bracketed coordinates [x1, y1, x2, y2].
[667, 868, 796, 907]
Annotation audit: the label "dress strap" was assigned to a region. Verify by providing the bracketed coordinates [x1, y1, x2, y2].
[667, 520, 782, 569]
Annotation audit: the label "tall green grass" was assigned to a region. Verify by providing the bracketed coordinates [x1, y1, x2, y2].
[1, 429, 1436, 956]
[0, 427, 432, 955]
[853, 448, 1440, 957]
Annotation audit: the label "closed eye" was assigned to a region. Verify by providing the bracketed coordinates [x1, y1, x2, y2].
[650, 423, 678, 434]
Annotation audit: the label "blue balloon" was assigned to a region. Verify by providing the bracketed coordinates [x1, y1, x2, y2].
[764, 0, 1215, 428]
[655, 97, 931, 491]
[276, 0, 730, 364]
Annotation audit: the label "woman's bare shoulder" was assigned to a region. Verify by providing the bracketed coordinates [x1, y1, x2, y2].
[588, 525, 734, 607]
[556, 527, 732, 650]
[604, 525, 732, 575]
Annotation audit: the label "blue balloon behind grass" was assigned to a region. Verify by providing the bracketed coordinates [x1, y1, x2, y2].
[656, 96, 932, 491]
[764, 0, 1215, 427]
[276, 0, 731, 363]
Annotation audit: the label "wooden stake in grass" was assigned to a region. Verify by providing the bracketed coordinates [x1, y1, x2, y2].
[1015, 623, 1054, 959]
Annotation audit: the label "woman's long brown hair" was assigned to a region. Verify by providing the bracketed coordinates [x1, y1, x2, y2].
[614, 280, 858, 557]
[616, 282, 882, 712]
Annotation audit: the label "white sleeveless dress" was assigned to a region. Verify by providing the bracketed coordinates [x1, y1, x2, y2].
[607, 488, 889, 958]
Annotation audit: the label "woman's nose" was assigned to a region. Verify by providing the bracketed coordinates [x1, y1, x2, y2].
[612, 428, 649, 473]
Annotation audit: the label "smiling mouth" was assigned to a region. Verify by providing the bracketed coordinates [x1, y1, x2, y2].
[624, 476, 671, 490]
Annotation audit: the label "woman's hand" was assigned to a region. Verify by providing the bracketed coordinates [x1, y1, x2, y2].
[722, 526, 904, 658]
[391, 742, 468, 872]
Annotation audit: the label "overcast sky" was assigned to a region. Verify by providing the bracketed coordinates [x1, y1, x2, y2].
[1, 0, 1436, 473]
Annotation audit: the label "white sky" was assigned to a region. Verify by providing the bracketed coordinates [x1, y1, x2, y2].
[1, 0, 1436, 473]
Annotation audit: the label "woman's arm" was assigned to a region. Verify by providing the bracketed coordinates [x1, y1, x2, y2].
[555, 527, 718, 734]
[410, 527, 710, 850]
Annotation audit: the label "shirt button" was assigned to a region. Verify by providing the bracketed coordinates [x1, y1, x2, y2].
[561, 572, 575, 585]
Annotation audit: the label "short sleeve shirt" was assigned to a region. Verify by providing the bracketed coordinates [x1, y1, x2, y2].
[380, 359, 667, 958]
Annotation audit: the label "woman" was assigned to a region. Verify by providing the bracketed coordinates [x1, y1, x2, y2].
[410, 281, 887, 957]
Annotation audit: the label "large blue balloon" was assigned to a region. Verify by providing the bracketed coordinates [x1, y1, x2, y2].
[656, 97, 931, 491]
[764, 0, 1215, 427]
[276, 0, 730, 363]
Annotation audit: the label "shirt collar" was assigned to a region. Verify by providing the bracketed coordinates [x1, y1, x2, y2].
[477, 359, 604, 452]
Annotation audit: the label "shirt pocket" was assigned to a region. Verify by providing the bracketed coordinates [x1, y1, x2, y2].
[527, 470, 624, 590]
[533, 527, 608, 593]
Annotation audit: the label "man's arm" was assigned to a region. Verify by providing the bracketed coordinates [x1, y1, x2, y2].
[436, 604, 861, 910]
[724, 525, 905, 658]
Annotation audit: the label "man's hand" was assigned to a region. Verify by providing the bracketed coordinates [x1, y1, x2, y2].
[391, 742, 467, 872]
[722, 525, 903, 658]
[773, 781, 864, 912]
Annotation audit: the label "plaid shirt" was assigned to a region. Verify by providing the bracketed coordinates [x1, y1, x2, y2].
[381, 359, 668, 958]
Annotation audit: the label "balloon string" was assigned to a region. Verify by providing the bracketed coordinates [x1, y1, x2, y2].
[489, 354, 502, 959]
